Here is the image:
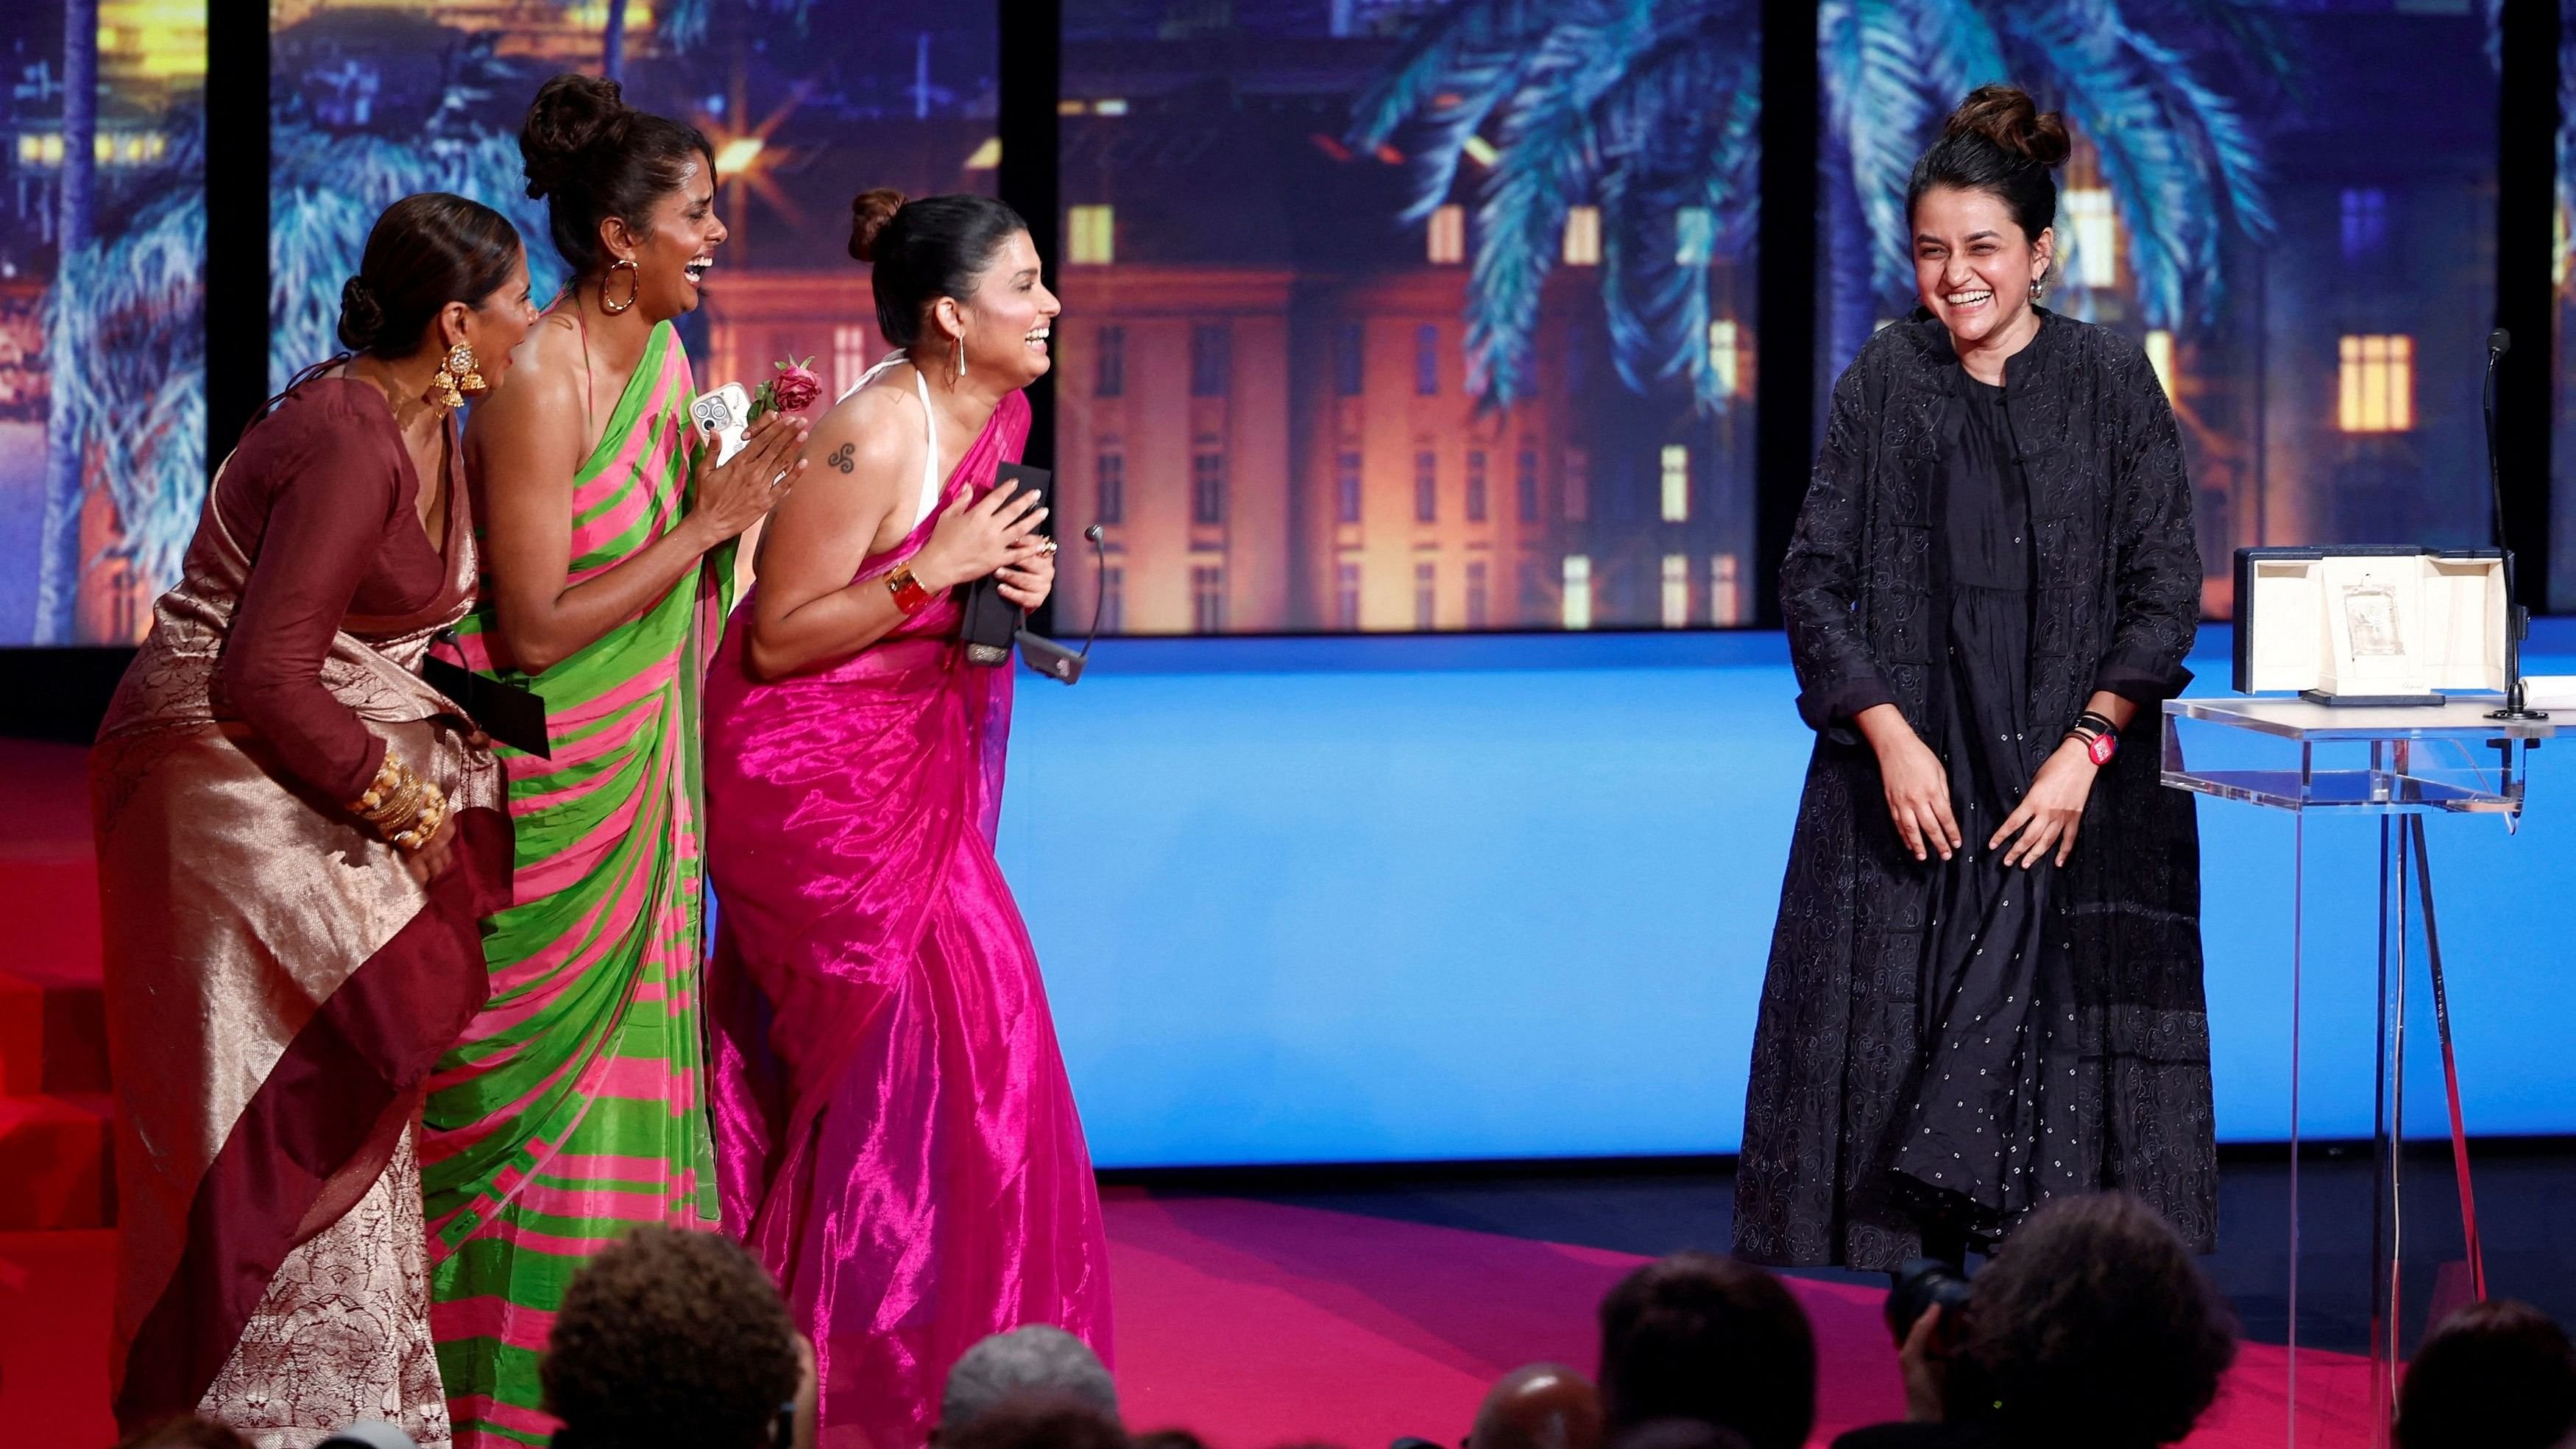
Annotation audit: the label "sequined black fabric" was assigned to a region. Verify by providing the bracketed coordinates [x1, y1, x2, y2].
[1734, 311, 2215, 1271]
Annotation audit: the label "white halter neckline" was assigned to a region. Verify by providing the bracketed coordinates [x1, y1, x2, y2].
[841, 350, 943, 533]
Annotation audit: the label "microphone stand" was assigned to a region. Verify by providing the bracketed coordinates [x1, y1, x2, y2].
[2483, 329, 2547, 721]
[1012, 522, 1109, 684]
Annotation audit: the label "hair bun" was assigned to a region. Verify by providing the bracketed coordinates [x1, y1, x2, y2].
[336, 275, 385, 352]
[521, 72, 633, 201]
[1946, 84, 2070, 170]
[849, 188, 906, 263]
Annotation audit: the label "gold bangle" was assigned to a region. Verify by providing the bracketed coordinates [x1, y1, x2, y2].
[350, 749, 447, 850]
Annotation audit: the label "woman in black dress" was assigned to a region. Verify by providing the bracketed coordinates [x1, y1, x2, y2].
[1733, 86, 2212, 1271]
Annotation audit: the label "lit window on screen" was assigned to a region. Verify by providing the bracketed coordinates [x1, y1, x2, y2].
[2338, 335, 2413, 433]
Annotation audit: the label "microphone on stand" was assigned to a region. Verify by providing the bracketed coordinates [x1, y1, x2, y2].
[1012, 522, 1108, 685]
[2483, 328, 2547, 720]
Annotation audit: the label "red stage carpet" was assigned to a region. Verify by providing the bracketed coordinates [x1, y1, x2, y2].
[5, 1195, 2377, 1449]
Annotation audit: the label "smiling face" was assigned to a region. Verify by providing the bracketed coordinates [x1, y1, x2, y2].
[927, 230, 1059, 391]
[450, 247, 539, 387]
[603, 155, 727, 320]
[1912, 183, 2053, 355]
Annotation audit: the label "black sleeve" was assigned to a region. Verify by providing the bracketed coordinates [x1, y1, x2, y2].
[2090, 345, 2201, 704]
[1782, 353, 1898, 737]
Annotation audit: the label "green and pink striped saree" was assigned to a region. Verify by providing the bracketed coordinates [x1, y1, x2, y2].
[424, 320, 729, 1448]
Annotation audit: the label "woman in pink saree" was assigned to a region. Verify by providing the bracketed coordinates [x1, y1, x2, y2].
[702, 189, 1108, 1449]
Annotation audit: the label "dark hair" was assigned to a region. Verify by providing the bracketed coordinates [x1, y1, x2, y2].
[938, 1395, 1130, 1449]
[541, 1226, 801, 1449]
[1595, 1252, 1815, 1449]
[2396, 1300, 2576, 1449]
[849, 188, 1030, 350]
[520, 73, 715, 279]
[335, 192, 522, 357]
[1962, 1194, 2236, 1448]
[1604, 1421, 1751, 1449]
[1905, 84, 2071, 244]
[116, 1417, 255, 1449]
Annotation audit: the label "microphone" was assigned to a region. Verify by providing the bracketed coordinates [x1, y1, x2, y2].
[2483, 326, 2545, 719]
[1011, 522, 1109, 685]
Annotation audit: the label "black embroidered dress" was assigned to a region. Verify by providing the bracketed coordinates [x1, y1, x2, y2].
[1734, 311, 2213, 1272]
[1887, 374, 2083, 1245]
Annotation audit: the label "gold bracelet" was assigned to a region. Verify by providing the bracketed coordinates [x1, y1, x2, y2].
[350, 749, 448, 851]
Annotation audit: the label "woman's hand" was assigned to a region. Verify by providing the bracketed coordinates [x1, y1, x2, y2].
[994, 539, 1056, 611]
[1900, 1303, 1953, 1423]
[913, 484, 1048, 592]
[1992, 738, 2101, 868]
[687, 414, 809, 545]
[1857, 704, 1960, 863]
[401, 809, 461, 886]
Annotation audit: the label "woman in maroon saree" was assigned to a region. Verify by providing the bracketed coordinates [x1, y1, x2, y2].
[703, 191, 1108, 1449]
[91, 194, 537, 1446]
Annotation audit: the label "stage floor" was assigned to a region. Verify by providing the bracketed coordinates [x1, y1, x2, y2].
[3, 1190, 2382, 1449]
[9, 723, 2569, 1449]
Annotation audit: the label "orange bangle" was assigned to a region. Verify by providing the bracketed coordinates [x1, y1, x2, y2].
[887, 564, 933, 617]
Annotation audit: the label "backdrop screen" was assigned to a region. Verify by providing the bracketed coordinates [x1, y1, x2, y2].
[266, 0, 997, 499]
[1058, 0, 2512, 635]
[1054, 0, 1763, 636]
[1816, 0, 2499, 622]
[0, 1, 205, 646]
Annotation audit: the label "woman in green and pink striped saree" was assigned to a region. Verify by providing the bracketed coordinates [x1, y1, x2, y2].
[422, 74, 807, 1449]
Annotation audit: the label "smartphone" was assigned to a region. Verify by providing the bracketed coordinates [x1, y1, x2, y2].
[689, 382, 754, 465]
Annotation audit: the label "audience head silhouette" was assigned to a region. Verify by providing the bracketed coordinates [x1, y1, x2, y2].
[116, 1418, 256, 1449]
[935, 1395, 1128, 1449]
[539, 1227, 802, 1449]
[1604, 1420, 1752, 1449]
[1470, 1363, 1604, 1449]
[940, 1325, 1122, 1439]
[1596, 1252, 1816, 1449]
[1959, 1193, 2236, 1448]
[2396, 1299, 2576, 1449]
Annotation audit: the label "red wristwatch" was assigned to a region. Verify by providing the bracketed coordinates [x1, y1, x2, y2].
[2076, 726, 2118, 766]
[886, 564, 933, 617]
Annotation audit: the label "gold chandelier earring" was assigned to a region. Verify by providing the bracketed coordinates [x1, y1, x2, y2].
[601, 257, 641, 315]
[430, 341, 484, 411]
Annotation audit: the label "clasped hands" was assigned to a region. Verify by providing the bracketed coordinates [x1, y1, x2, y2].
[1855, 703, 2098, 870]
[912, 481, 1056, 610]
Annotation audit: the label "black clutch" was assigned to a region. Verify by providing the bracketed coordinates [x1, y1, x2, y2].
[422, 634, 553, 758]
[960, 462, 1052, 667]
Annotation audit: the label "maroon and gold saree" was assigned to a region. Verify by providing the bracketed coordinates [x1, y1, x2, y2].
[91, 379, 510, 1446]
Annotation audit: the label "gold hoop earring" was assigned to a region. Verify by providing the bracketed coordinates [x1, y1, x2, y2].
[949, 332, 966, 383]
[601, 258, 641, 315]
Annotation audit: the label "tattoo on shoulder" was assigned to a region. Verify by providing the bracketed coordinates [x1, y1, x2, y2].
[828, 442, 854, 474]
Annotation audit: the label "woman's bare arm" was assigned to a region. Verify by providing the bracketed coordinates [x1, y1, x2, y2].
[743, 394, 913, 680]
[745, 389, 1046, 681]
[467, 331, 803, 675]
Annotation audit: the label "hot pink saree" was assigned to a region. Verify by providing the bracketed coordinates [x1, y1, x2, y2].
[704, 388, 1111, 1449]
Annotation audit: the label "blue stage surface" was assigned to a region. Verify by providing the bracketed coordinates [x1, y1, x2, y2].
[1000, 620, 2576, 1169]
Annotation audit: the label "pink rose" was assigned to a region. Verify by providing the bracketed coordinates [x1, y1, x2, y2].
[770, 356, 823, 414]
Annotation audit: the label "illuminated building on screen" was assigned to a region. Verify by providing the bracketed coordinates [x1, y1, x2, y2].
[1047, 26, 1760, 634]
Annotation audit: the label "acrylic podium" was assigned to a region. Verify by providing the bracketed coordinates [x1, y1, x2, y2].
[2162, 693, 2552, 1448]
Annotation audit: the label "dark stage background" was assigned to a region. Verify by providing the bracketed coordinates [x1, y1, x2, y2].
[0, 0, 2563, 646]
